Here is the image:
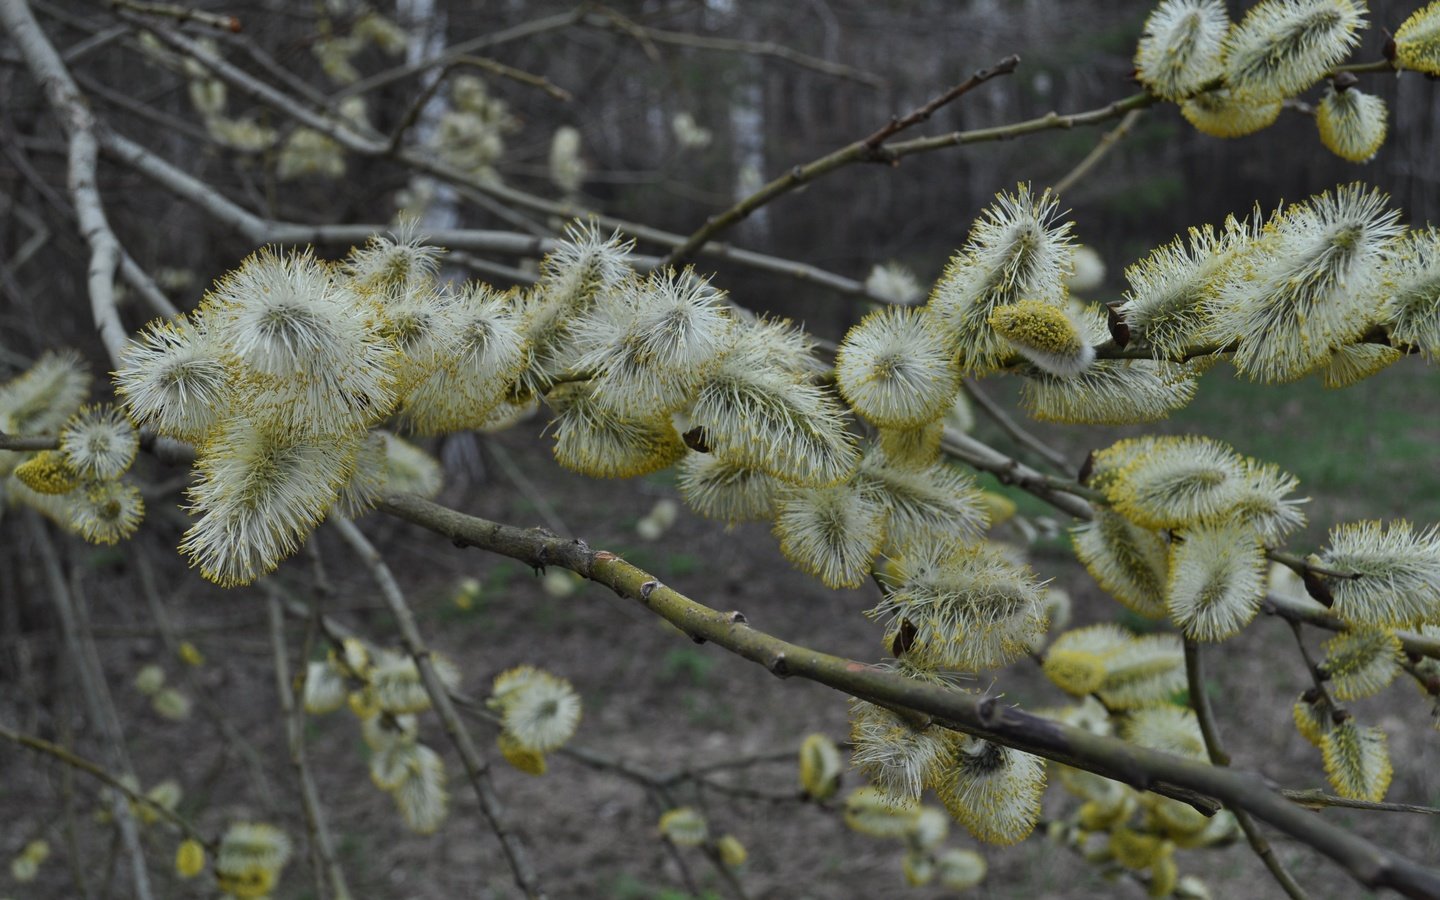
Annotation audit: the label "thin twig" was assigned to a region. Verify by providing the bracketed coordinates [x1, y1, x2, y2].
[660, 56, 1019, 267]
[1052, 107, 1143, 197]
[1184, 639, 1310, 900]
[1281, 789, 1440, 816]
[961, 379, 1071, 472]
[0, 722, 209, 844]
[582, 8, 885, 88]
[265, 591, 353, 900]
[2, 0, 128, 365]
[26, 514, 155, 899]
[329, 515, 547, 900]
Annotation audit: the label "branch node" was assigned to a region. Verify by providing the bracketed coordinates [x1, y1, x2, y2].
[639, 580, 659, 601]
[767, 652, 791, 678]
[726, 610, 748, 625]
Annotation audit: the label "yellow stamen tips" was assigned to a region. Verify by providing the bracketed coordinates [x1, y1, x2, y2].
[869, 540, 1049, 671]
[14, 450, 80, 495]
[658, 807, 708, 847]
[773, 481, 887, 589]
[1293, 693, 1333, 746]
[498, 731, 548, 776]
[1317, 87, 1387, 163]
[175, 838, 206, 878]
[1318, 342, 1401, 389]
[1321, 627, 1403, 700]
[1134, 0, 1229, 101]
[1395, 2, 1440, 75]
[1382, 227, 1440, 361]
[989, 299, 1094, 376]
[1212, 184, 1401, 383]
[1319, 520, 1440, 626]
[849, 693, 957, 803]
[1180, 88, 1282, 138]
[929, 184, 1075, 375]
[1122, 706, 1207, 760]
[1071, 510, 1170, 619]
[1321, 719, 1393, 802]
[71, 479, 145, 545]
[938, 739, 1045, 845]
[1099, 435, 1247, 530]
[489, 666, 582, 753]
[798, 732, 843, 801]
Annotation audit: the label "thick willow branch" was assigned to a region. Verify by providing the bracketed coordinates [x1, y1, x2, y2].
[1185, 639, 1310, 900]
[329, 515, 547, 900]
[377, 492, 1440, 900]
[660, 55, 1019, 267]
[2, 0, 126, 365]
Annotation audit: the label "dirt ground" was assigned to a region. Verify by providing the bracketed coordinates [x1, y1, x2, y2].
[4, 412, 1440, 900]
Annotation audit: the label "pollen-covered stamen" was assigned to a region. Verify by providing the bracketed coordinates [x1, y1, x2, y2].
[1317, 87, 1388, 163]
[1166, 523, 1267, 641]
[938, 739, 1045, 846]
[1395, 2, 1440, 75]
[773, 480, 887, 589]
[989, 299, 1094, 376]
[928, 184, 1075, 375]
[1213, 184, 1401, 383]
[1180, 88, 1283, 138]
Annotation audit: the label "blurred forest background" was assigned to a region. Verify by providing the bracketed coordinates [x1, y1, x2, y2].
[5, 1, 1440, 899]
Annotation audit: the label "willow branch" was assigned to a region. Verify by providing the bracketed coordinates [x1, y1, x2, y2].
[659, 55, 1019, 267]
[1185, 639, 1310, 900]
[1051, 107, 1143, 197]
[1, 0, 126, 365]
[881, 91, 1158, 158]
[0, 722, 207, 844]
[27, 513, 154, 899]
[0, 431, 61, 451]
[377, 492, 1440, 900]
[133, 552, 278, 811]
[961, 379, 1071, 472]
[329, 515, 547, 900]
[265, 593, 353, 900]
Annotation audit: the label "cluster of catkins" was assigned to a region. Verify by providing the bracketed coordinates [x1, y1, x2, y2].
[1134, 0, 1440, 162]
[1, 352, 144, 543]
